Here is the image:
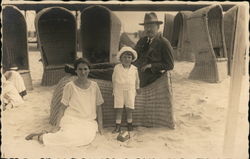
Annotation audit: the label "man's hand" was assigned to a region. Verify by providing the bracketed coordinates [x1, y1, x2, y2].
[141, 64, 152, 72]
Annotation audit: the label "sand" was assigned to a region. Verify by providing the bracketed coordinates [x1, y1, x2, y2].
[1, 50, 248, 159]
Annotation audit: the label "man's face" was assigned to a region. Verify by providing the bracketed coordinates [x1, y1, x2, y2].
[144, 23, 159, 38]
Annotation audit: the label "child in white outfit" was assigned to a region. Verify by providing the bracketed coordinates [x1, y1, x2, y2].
[112, 46, 140, 133]
[4, 65, 27, 98]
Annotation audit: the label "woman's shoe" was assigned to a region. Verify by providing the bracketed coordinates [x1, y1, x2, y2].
[112, 124, 121, 134]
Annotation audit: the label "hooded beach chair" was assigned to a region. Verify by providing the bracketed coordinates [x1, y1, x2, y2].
[49, 71, 175, 129]
[80, 5, 121, 63]
[35, 7, 77, 86]
[223, 5, 242, 76]
[163, 13, 174, 44]
[188, 5, 228, 83]
[2, 5, 33, 90]
[171, 11, 194, 62]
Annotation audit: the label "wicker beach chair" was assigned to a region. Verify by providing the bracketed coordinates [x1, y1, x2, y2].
[171, 11, 194, 62]
[35, 7, 77, 86]
[49, 71, 175, 129]
[80, 5, 121, 64]
[163, 13, 175, 45]
[188, 5, 228, 83]
[223, 5, 239, 76]
[2, 5, 33, 90]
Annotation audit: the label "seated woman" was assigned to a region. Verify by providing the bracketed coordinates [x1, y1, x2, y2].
[4, 65, 27, 98]
[26, 58, 104, 146]
[2, 76, 24, 111]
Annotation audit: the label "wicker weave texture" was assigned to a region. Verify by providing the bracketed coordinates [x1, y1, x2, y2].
[80, 5, 121, 64]
[35, 7, 77, 66]
[35, 7, 77, 86]
[188, 5, 228, 83]
[2, 6, 30, 71]
[19, 70, 33, 90]
[41, 67, 68, 86]
[163, 14, 174, 43]
[49, 72, 175, 129]
[171, 11, 194, 62]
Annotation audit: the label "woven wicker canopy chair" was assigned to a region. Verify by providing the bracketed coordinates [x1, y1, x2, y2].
[163, 13, 174, 44]
[2, 5, 33, 90]
[223, 5, 239, 76]
[80, 5, 121, 64]
[171, 11, 194, 62]
[35, 7, 77, 86]
[188, 5, 228, 83]
[49, 71, 175, 129]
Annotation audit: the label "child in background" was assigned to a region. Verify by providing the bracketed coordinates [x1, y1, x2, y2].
[112, 46, 140, 133]
[2, 76, 24, 110]
[4, 65, 27, 98]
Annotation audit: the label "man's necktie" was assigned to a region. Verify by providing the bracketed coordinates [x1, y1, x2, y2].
[147, 37, 152, 45]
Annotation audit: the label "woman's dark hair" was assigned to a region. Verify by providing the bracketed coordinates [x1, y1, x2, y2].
[73, 58, 91, 70]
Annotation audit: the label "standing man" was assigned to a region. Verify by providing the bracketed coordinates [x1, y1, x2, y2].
[134, 12, 174, 87]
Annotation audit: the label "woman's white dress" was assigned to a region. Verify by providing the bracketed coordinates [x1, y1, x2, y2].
[43, 80, 104, 146]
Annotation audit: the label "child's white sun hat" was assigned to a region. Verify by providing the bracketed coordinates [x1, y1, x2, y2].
[117, 46, 138, 62]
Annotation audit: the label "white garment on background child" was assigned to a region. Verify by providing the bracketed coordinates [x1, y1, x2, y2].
[2, 76, 24, 107]
[112, 64, 140, 109]
[4, 71, 26, 94]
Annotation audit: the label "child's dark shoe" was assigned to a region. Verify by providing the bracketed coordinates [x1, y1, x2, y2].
[117, 130, 130, 142]
[127, 123, 133, 131]
[112, 124, 121, 134]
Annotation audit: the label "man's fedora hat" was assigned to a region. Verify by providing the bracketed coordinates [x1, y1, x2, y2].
[139, 12, 163, 25]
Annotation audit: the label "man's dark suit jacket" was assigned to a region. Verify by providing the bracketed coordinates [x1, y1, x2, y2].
[134, 33, 174, 87]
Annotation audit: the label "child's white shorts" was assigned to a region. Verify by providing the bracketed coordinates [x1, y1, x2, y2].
[114, 89, 136, 109]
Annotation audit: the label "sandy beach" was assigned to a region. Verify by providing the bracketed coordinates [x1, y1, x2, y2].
[1, 49, 248, 159]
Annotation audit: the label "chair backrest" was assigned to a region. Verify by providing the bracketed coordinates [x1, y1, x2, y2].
[187, 5, 228, 82]
[188, 5, 227, 63]
[163, 13, 174, 42]
[2, 5, 29, 71]
[80, 5, 121, 63]
[35, 7, 77, 66]
[171, 11, 193, 61]
[207, 6, 227, 58]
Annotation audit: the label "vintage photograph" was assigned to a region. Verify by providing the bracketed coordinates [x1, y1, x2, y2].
[1, 0, 249, 158]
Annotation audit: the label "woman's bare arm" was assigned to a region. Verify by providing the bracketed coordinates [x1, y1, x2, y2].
[96, 105, 104, 135]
